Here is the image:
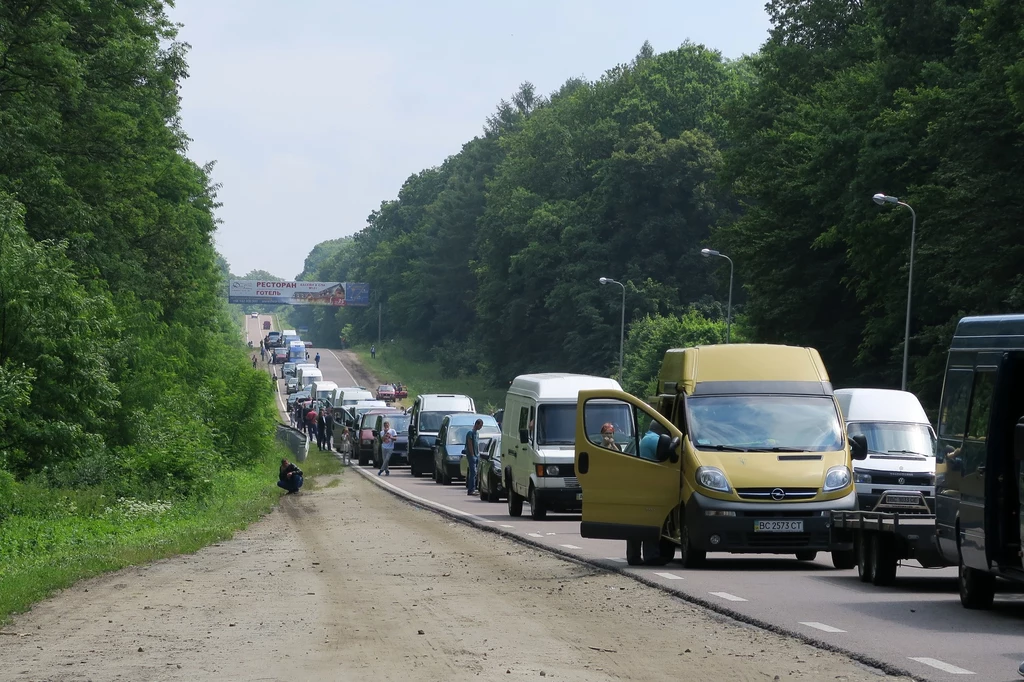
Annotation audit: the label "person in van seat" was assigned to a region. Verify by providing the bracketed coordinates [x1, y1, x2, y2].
[640, 421, 667, 461]
[600, 423, 622, 451]
[278, 459, 303, 494]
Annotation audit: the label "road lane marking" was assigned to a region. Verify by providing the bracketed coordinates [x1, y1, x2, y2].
[353, 468, 492, 525]
[499, 524, 514, 528]
[799, 622, 845, 633]
[323, 348, 357, 387]
[605, 558, 628, 563]
[709, 592, 748, 602]
[653, 572, 684, 580]
[527, 533, 543, 538]
[560, 544, 582, 549]
[908, 658, 975, 675]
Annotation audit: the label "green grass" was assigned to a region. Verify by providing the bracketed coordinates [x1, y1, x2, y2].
[350, 343, 506, 413]
[0, 445, 341, 624]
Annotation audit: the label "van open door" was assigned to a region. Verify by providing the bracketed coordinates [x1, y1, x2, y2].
[575, 389, 683, 542]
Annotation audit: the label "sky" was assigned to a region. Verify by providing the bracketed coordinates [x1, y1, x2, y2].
[169, 1, 772, 280]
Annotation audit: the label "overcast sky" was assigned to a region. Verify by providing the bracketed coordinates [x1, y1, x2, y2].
[169, 1, 772, 280]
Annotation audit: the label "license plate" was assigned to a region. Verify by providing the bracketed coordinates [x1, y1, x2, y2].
[885, 495, 920, 505]
[754, 520, 803, 532]
[576, 493, 583, 501]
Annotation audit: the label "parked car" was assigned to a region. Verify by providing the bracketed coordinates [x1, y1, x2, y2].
[475, 435, 504, 501]
[287, 389, 311, 411]
[263, 320, 271, 330]
[376, 384, 396, 402]
[372, 413, 411, 469]
[433, 413, 500, 485]
[272, 347, 288, 364]
[281, 361, 298, 379]
[393, 383, 408, 400]
[408, 394, 476, 478]
[356, 408, 403, 466]
[285, 376, 299, 394]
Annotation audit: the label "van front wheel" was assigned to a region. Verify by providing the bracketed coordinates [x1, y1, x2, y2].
[679, 519, 706, 568]
[831, 548, 856, 570]
[625, 540, 642, 566]
[529, 486, 547, 520]
[959, 560, 995, 609]
[507, 486, 524, 517]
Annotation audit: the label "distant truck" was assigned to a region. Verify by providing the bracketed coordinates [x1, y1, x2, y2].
[575, 343, 860, 569]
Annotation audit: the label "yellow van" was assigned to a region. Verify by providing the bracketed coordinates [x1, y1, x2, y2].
[574, 344, 862, 569]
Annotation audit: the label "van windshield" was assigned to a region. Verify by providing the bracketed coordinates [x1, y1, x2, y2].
[419, 411, 464, 432]
[847, 422, 935, 458]
[688, 395, 844, 452]
[448, 425, 500, 444]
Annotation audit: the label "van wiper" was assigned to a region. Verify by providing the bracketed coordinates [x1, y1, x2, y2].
[746, 446, 805, 452]
[886, 449, 928, 457]
[704, 444, 748, 452]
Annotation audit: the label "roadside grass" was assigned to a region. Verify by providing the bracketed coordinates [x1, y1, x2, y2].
[298, 443, 343, 490]
[350, 343, 506, 412]
[0, 444, 339, 625]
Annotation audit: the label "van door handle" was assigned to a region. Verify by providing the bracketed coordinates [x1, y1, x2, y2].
[579, 452, 589, 474]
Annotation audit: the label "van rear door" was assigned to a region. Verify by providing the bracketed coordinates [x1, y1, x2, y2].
[575, 389, 682, 542]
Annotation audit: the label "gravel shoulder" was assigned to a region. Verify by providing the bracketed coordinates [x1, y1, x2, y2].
[0, 470, 912, 682]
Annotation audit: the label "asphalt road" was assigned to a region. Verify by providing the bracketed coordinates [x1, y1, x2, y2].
[246, 314, 1024, 681]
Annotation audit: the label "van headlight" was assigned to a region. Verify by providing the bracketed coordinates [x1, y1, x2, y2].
[824, 466, 851, 492]
[696, 466, 731, 493]
[545, 465, 560, 477]
[853, 471, 872, 484]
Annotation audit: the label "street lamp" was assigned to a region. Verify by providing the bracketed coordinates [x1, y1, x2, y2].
[701, 248, 733, 343]
[872, 193, 917, 392]
[599, 277, 626, 385]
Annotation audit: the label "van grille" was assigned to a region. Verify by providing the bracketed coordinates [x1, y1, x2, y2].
[869, 474, 933, 486]
[736, 487, 817, 501]
[745, 533, 812, 548]
[563, 477, 580, 489]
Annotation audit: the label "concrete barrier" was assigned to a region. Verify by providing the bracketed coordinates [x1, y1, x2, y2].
[275, 424, 309, 462]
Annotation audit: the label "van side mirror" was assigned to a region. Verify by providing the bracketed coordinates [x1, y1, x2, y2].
[1015, 419, 1024, 462]
[850, 434, 868, 460]
[519, 429, 529, 444]
[656, 434, 681, 463]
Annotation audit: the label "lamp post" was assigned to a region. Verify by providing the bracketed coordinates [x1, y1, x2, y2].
[872, 193, 917, 392]
[701, 248, 733, 343]
[599, 277, 626, 385]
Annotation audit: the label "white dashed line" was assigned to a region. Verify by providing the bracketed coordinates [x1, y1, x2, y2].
[908, 658, 975, 675]
[545, 532, 556, 536]
[560, 544, 582, 549]
[799, 622, 846, 633]
[605, 557, 628, 563]
[527, 533, 543, 538]
[499, 524, 514, 528]
[653, 572, 684, 580]
[709, 592, 747, 602]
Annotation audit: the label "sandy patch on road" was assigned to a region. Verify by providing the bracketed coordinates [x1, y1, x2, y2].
[0, 473, 910, 682]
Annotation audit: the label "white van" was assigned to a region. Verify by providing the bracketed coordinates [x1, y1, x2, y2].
[311, 380, 339, 404]
[297, 367, 322, 389]
[335, 387, 374, 406]
[408, 394, 476, 478]
[835, 388, 937, 511]
[503, 373, 622, 520]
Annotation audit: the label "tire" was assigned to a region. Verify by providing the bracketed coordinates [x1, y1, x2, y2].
[643, 539, 675, 566]
[529, 485, 547, 520]
[870, 534, 898, 586]
[410, 462, 419, 477]
[433, 466, 442, 484]
[358, 451, 368, 467]
[795, 550, 817, 562]
[857, 534, 874, 583]
[831, 548, 856, 570]
[959, 557, 996, 610]
[479, 489, 487, 501]
[679, 516, 706, 568]
[626, 539, 643, 566]
[507, 485, 524, 517]
[442, 469, 452, 485]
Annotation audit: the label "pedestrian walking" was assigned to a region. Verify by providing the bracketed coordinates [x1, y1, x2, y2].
[317, 410, 327, 450]
[339, 426, 352, 465]
[378, 420, 397, 476]
[314, 352, 321, 368]
[325, 410, 334, 451]
[370, 344, 376, 360]
[465, 419, 483, 496]
[305, 407, 318, 442]
[306, 351, 310, 360]
[252, 355, 258, 369]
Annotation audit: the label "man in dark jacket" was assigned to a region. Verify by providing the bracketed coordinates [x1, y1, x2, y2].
[316, 410, 327, 450]
[278, 459, 303, 494]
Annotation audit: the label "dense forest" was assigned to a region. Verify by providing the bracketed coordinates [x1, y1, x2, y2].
[293, 0, 1024, 406]
[0, 3, 276, 499]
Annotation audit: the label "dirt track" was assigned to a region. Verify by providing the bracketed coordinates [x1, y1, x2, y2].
[0, 471, 910, 681]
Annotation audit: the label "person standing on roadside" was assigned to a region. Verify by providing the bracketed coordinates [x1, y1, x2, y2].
[317, 409, 327, 450]
[370, 344, 376, 360]
[314, 352, 321, 369]
[305, 406, 318, 442]
[325, 409, 335, 451]
[378, 420, 397, 476]
[465, 419, 483, 496]
[252, 355, 258, 369]
[339, 426, 352, 465]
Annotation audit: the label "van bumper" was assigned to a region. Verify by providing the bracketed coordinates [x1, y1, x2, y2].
[534, 487, 583, 512]
[855, 484, 935, 512]
[409, 447, 433, 473]
[685, 490, 857, 554]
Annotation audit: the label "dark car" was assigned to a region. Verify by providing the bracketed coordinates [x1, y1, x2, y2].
[272, 347, 288, 364]
[433, 413, 500, 485]
[356, 408, 402, 466]
[372, 413, 411, 469]
[286, 389, 311, 411]
[475, 435, 504, 502]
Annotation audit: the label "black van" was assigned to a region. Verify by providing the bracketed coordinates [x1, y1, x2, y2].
[935, 314, 1024, 608]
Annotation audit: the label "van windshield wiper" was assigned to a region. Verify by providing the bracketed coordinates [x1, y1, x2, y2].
[886, 449, 929, 457]
[746, 446, 806, 452]
[701, 444, 748, 452]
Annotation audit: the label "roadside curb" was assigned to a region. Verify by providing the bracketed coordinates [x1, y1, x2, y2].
[345, 461, 924, 682]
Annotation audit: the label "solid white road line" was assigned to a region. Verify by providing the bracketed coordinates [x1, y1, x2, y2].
[908, 658, 975, 675]
[799, 622, 846, 633]
[499, 524, 514, 528]
[709, 592, 748, 602]
[324, 348, 357, 386]
[353, 468, 492, 525]
[653, 572, 684, 580]
[560, 544, 582, 550]
[527, 532, 543, 538]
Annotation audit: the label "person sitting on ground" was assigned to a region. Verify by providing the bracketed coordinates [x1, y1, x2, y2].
[278, 458, 303, 494]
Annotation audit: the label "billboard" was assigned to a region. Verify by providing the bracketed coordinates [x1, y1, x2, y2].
[228, 281, 371, 307]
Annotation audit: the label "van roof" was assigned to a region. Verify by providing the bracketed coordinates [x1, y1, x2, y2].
[952, 314, 1024, 350]
[658, 344, 830, 395]
[508, 373, 621, 401]
[834, 388, 930, 424]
